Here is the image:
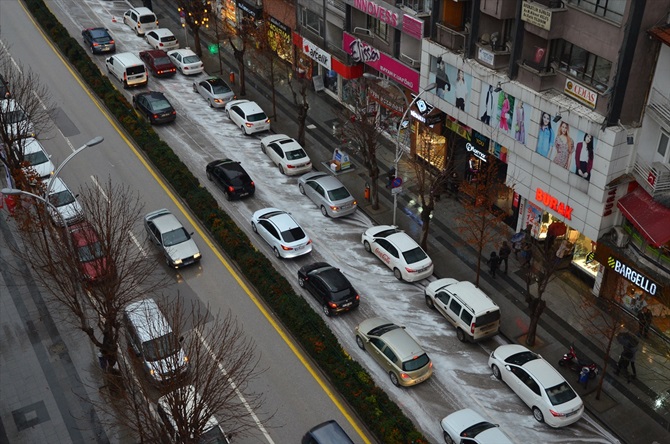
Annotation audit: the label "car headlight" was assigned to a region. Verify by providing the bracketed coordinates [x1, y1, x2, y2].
[193, 253, 201, 259]
[173, 258, 183, 265]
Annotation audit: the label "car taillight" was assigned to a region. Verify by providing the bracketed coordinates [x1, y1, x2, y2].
[287, 164, 296, 168]
[265, 118, 270, 123]
[330, 205, 339, 211]
[549, 409, 565, 417]
[400, 372, 410, 380]
[92, 42, 99, 46]
[159, 42, 164, 47]
[355, 294, 360, 300]
[109, 40, 115, 44]
[429, 361, 433, 368]
[245, 122, 253, 127]
[228, 186, 234, 193]
[405, 266, 416, 273]
[152, 114, 159, 119]
[328, 301, 337, 308]
[306, 239, 312, 245]
[281, 245, 293, 251]
[171, 111, 176, 115]
[471, 323, 476, 334]
[250, 181, 255, 187]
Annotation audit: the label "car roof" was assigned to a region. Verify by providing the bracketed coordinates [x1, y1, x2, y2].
[306, 174, 345, 191]
[129, 7, 154, 15]
[44, 176, 68, 194]
[68, 221, 99, 247]
[139, 91, 168, 101]
[146, 209, 183, 233]
[157, 385, 224, 438]
[385, 231, 420, 251]
[235, 101, 263, 114]
[265, 211, 298, 230]
[523, 359, 566, 387]
[169, 48, 196, 57]
[306, 420, 354, 443]
[151, 28, 173, 36]
[124, 298, 173, 343]
[23, 137, 45, 154]
[435, 281, 498, 312]
[210, 158, 245, 173]
[86, 27, 110, 35]
[313, 267, 351, 292]
[381, 327, 424, 362]
[140, 49, 168, 59]
[262, 135, 300, 150]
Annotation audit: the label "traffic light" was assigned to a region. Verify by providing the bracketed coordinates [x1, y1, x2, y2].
[208, 44, 218, 54]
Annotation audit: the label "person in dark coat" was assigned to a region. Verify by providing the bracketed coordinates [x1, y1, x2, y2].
[499, 241, 511, 274]
[488, 251, 501, 278]
[638, 306, 653, 338]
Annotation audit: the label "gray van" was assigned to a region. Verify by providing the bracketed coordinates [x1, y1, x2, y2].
[123, 298, 188, 382]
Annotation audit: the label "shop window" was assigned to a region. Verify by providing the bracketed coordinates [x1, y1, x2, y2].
[400, 0, 429, 13]
[367, 16, 388, 41]
[567, 0, 625, 24]
[551, 39, 612, 92]
[301, 7, 322, 35]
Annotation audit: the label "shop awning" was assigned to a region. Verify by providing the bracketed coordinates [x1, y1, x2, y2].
[617, 187, 670, 247]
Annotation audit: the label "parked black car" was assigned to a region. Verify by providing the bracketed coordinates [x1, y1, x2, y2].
[298, 262, 360, 316]
[132, 91, 176, 125]
[81, 27, 116, 54]
[205, 159, 255, 200]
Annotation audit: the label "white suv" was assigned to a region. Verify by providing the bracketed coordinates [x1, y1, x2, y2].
[123, 7, 158, 36]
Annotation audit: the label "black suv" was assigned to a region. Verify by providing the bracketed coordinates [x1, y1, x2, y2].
[206, 159, 255, 200]
[298, 262, 360, 316]
[132, 91, 176, 125]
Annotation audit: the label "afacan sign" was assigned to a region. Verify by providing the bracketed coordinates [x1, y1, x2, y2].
[564, 79, 598, 109]
[302, 38, 331, 69]
[535, 187, 573, 219]
[607, 256, 658, 296]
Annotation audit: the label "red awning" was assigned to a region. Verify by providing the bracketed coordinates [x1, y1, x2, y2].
[617, 187, 670, 247]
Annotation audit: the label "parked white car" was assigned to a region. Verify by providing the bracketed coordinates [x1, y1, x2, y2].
[122, 7, 158, 36]
[488, 344, 584, 427]
[440, 408, 514, 444]
[250, 208, 312, 259]
[145, 29, 179, 51]
[167, 48, 204, 75]
[44, 177, 84, 227]
[260, 134, 312, 175]
[225, 100, 270, 135]
[22, 137, 54, 178]
[361, 225, 433, 281]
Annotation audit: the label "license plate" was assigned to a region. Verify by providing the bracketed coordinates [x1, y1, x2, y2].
[417, 267, 429, 273]
[183, 258, 194, 265]
[294, 245, 304, 251]
[342, 302, 352, 307]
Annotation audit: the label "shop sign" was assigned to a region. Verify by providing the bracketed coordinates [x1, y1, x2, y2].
[369, 87, 404, 115]
[607, 256, 658, 296]
[564, 79, 598, 109]
[402, 14, 423, 40]
[535, 187, 573, 219]
[303, 38, 332, 69]
[343, 33, 420, 93]
[269, 16, 290, 36]
[478, 47, 494, 65]
[466, 142, 487, 162]
[521, 1, 552, 31]
[410, 109, 444, 125]
[472, 130, 490, 153]
[444, 117, 471, 140]
[349, 0, 400, 27]
[236, 0, 261, 19]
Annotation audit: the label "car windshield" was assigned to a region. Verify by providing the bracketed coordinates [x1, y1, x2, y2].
[402, 246, 428, 264]
[184, 55, 200, 64]
[6, 110, 27, 124]
[163, 228, 190, 246]
[143, 333, 179, 361]
[327, 186, 351, 201]
[199, 425, 228, 444]
[402, 353, 430, 372]
[285, 149, 306, 161]
[150, 98, 172, 112]
[91, 30, 110, 41]
[247, 112, 267, 122]
[49, 189, 75, 207]
[161, 35, 177, 42]
[280, 227, 306, 242]
[225, 169, 248, 186]
[154, 56, 171, 65]
[546, 381, 578, 406]
[461, 421, 496, 438]
[25, 150, 49, 166]
[127, 65, 145, 76]
[78, 241, 105, 263]
[210, 82, 231, 94]
[505, 351, 539, 366]
[139, 15, 156, 24]
[368, 323, 400, 337]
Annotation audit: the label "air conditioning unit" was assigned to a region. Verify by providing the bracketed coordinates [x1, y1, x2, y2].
[400, 53, 420, 68]
[609, 226, 630, 248]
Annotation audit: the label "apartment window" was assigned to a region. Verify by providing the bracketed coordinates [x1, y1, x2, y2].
[658, 131, 670, 161]
[568, 0, 625, 24]
[367, 16, 388, 41]
[401, 0, 427, 13]
[301, 7, 322, 35]
[552, 39, 612, 91]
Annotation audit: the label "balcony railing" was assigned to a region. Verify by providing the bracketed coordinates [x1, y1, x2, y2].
[647, 87, 670, 129]
[434, 23, 467, 53]
[632, 153, 670, 197]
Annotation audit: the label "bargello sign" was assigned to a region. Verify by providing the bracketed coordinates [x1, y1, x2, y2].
[607, 256, 658, 296]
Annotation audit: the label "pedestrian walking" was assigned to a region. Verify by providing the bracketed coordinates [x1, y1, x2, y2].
[638, 306, 653, 338]
[615, 332, 639, 383]
[386, 167, 396, 189]
[487, 251, 501, 278]
[499, 241, 511, 274]
[520, 242, 532, 268]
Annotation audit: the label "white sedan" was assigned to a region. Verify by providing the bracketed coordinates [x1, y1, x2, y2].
[440, 408, 513, 444]
[145, 28, 179, 51]
[225, 100, 270, 135]
[361, 225, 433, 281]
[250, 208, 312, 259]
[260, 134, 312, 176]
[488, 344, 584, 428]
[167, 48, 204, 75]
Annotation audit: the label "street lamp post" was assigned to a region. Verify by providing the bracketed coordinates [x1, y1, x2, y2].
[46, 136, 104, 198]
[393, 83, 437, 225]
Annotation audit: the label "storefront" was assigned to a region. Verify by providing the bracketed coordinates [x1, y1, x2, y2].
[267, 16, 293, 63]
[594, 245, 670, 339]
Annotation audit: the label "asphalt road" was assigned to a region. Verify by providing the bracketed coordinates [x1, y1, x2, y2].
[0, 1, 370, 443]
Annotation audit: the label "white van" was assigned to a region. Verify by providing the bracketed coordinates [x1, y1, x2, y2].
[123, 298, 188, 383]
[123, 7, 158, 36]
[425, 278, 501, 342]
[105, 52, 148, 88]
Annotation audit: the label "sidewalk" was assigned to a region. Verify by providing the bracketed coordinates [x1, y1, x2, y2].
[153, 4, 670, 442]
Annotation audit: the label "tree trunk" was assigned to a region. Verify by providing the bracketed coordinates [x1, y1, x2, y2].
[232, 48, 245, 96]
[420, 205, 434, 251]
[370, 168, 380, 210]
[297, 103, 308, 147]
[193, 28, 202, 57]
[596, 329, 617, 400]
[525, 297, 546, 346]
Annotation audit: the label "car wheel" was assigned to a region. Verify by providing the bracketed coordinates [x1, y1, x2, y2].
[393, 268, 403, 281]
[240, 125, 247, 136]
[298, 277, 305, 287]
[165, 256, 172, 268]
[225, 191, 232, 201]
[320, 206, 329, 217]
[425, 295, 435, 309]
[298, 184, 305, 195]
[492, 364, 502, 380]
[456, 328, 466, 342]
[355, 335, 365, 350]
[123, 79, 129, 89]
[322, 304, 331, 317]
[389, 372, 400, 387]
[206, 171, 212, 181]
[251, 221, 257, 233]
[278, 165, 285, 175]
[363, 240, 371, 252]
[443, 432, 455, 444]
[532, 407, 544, 423]
[273, 247, 281, 258]
[225, 109, 230, 119]
[90, 45, 95, 53]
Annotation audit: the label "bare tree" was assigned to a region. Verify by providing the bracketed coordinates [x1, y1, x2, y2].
[8, 178, 165, 369]
[176, 0, 211, 57]
[227, 16, 258, 96]
[105, 298, 270, 443]
[408, 130, 457, 251]
[454, 159, 508, 286]
[0, 47, 55, 190]
[339, 79, 401, 210]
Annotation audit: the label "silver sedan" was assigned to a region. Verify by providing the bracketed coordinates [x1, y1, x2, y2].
[193, 77, 235, 108]
[298, 172, 357, 218]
